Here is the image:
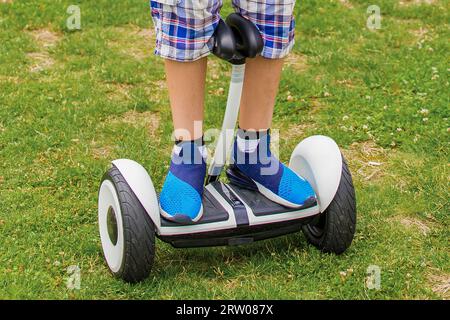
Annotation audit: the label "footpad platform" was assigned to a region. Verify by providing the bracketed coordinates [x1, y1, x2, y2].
[160, 181, 300, 227]
[159, 180, 320, 247]
[226, 184, 300, 216]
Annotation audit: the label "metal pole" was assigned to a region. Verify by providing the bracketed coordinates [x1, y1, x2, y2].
[206, 63, 245, 183]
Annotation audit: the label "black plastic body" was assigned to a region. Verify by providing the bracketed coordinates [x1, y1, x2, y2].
[213, 13, 264, 64]
[159, 217, 314, 248]
[212, 19, 236, 62]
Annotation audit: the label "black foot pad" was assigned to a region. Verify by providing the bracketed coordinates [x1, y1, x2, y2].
[226, 183, 317, 216]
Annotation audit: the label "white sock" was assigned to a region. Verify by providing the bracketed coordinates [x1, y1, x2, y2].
[237, 135, 259, 153]
[173, 144, 207, 159]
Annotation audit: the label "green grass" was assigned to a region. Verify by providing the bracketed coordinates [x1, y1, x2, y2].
[0, 0, 449, 299]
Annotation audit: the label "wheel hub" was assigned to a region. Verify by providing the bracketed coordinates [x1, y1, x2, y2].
[107, 206, 118, 246]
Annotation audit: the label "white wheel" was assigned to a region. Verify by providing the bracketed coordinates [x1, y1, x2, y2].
[98, 166, 155, 283]
[98, 179, 125, 273]
[289, 135, 356, 254]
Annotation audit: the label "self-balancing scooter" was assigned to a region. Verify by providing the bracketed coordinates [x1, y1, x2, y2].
[98, 13, 356, 283]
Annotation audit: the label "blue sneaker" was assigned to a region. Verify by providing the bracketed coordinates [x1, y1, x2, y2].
[159, 139, 206, 223]
[232, 129, 317, 208]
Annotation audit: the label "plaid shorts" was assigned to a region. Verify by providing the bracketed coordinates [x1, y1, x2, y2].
[150, 0, 296, 61]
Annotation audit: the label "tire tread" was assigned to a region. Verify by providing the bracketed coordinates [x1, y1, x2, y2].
[302, 156, 357, 254]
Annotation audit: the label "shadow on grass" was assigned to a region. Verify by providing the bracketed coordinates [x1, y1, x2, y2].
[145, 232, 311, 281]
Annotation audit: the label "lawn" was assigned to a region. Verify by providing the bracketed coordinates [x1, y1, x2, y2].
[0, 0, 448, 299]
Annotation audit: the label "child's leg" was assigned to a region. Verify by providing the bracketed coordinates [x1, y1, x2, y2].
[233, 0, 296, 130]
[231, 0, 317, 208]
[238, 56, 284, 130]
[159, 59, 208, 223]
[165, 58, 207, 141]
[150, 0, 222, 222]
[151, 0, 222, 142]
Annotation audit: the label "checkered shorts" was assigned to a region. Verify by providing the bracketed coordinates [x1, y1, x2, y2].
[150, 0, 296, 61]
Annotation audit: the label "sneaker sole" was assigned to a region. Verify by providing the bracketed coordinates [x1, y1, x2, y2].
[159, 204, 204, 224]
[252, 179, 317, 209]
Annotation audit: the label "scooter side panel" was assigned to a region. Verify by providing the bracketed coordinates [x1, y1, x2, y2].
[289, 135, 343, 212]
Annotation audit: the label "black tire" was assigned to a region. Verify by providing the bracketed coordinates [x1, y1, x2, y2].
[302, 156, 356, 254]
[101, 166, 156, 283]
